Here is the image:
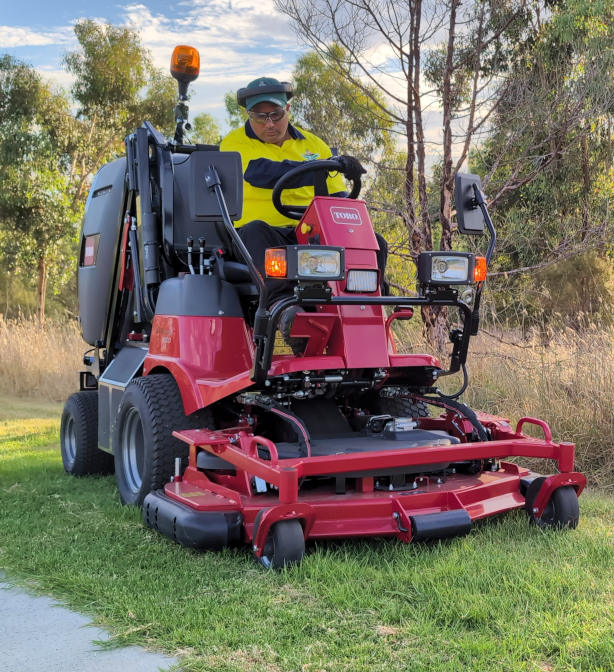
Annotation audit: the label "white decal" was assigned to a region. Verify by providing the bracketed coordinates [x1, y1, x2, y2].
[330, 206, 362, 226]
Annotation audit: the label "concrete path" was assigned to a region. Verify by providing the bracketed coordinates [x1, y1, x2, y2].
[0, 580, 179, 671]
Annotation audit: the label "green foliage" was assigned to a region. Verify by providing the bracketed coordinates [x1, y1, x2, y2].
[224, 91, 247, 130]
[65, 20, 176, 138]
[0, 20, 180, 320]
[191, 112, 222, 144]
[471, 0, 614, 331]
[0, 55, 78, 319]
[291, 45, 394, 162]
[536, 253, 614, 327]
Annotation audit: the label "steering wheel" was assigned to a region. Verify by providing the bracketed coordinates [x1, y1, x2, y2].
[272, 158, 362, 220]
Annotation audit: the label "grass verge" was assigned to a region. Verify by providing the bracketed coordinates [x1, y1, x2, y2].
[1, 396, 613, 672]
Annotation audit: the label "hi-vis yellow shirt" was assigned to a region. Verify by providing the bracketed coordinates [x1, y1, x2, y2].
[219, 122, 346, 228]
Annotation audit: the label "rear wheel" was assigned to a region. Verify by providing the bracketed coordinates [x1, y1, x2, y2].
[60, 391, 113, 476]
[525, 478, 580, 529]
[260, 520, 305, 569]
[113, 375, 191, 506]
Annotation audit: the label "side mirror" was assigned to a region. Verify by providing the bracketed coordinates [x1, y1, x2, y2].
[454, 173, 485, 235]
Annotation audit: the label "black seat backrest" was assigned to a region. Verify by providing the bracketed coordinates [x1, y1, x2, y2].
[165, 148, 243, 267]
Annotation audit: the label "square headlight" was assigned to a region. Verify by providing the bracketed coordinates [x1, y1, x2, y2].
[417, 252, 476, 285]
[265, 245, 345, 281]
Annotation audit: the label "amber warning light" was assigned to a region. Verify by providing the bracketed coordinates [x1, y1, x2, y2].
[265, 248, 288, 278]
[473, 256, 487, 283]
[170, 45, 200, 82]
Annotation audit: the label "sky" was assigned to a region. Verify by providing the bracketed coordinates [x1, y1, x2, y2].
[0, 0, 305, 131]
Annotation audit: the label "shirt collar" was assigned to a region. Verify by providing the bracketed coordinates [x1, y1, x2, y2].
[244, 120, 305, 142]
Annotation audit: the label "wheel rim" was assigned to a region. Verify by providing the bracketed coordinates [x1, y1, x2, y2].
[121, 406, 145, 493]
[63, 416, 77, 463]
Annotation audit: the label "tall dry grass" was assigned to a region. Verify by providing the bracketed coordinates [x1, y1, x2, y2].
[1, 316, 612, 485]
[0, 316, 84, 402]
[464, 328, 614, 487]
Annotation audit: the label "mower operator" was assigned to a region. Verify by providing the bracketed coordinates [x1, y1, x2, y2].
[219, 77, 388, 300]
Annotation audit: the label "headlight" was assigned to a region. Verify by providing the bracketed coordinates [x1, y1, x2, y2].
[265, 245, 345, 281]
[417, 252, 486, 285]
[297, 249, 341, 277]
[346, 269, 378, 292]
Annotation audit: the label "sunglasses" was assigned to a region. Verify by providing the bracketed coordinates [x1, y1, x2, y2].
[248, 109, 286, 124]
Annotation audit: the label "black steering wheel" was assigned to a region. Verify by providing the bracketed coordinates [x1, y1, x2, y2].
[272, 158, 362, 220]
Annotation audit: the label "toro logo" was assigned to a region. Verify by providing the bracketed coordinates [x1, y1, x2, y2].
[330, 206, 362, 226]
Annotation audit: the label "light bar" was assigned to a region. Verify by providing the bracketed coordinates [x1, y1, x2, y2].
[346, 269, 378, 292]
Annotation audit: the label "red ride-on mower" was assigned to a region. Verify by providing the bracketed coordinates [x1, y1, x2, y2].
[61, 46, 585, 568]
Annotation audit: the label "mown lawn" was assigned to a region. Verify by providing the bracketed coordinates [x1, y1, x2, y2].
[0, 396, 613, 672]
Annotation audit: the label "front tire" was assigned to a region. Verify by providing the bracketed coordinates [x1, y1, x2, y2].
[525, 478, 580, 529]
[260, 520, 305, 569]
[113, 375, 190, 506]
[60, 390, 113, 476]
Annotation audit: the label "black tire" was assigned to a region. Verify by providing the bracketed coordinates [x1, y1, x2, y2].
[60, 391, 114, 476]
[260, 519, 305, 569]
[525, 478, 579, 530]
[113, 374, 194, 506]
[375, 395, 429, 419]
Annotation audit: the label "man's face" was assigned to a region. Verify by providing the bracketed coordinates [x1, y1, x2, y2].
[248, 101, 290, 146]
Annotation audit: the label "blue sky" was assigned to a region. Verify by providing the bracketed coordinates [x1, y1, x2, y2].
[0, 1, 304, 131]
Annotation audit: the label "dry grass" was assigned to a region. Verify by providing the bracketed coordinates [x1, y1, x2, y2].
[464, 328, 614, 488]
[2, 316, 613, 486]
[0, 316, 84, 402]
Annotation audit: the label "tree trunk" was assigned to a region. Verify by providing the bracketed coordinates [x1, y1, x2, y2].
[405, 6, 418, 258]
[423, 0, 458, 351]
[37, 253, 47, 325]
[439, 0, 459, 253]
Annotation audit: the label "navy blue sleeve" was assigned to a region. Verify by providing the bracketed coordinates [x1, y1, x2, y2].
[244, 158, 319, 189]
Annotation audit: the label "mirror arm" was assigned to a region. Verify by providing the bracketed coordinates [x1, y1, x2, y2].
[472, 183, 496, 265]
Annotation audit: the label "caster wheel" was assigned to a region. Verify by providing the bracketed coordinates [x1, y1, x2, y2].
[259, 519, 305, 569]
[525, 477, 579, 529]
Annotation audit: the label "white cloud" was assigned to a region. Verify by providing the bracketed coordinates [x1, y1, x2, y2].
[0, 26, 73, 48]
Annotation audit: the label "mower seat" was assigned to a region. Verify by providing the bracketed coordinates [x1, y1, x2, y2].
[214, 253, 258, 298]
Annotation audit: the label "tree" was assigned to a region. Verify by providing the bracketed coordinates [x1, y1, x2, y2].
[64, 19, 177, 206]
[274, 0, 540, 347]
[291, 45, 394, 163]
[224, 92, 248, 130]
[0, 20, 180, 321]
[474, 0, 614, 333]
[0, 55, 76, 322]
[274, 0, 614, 346]
[191, 112, 221, 144]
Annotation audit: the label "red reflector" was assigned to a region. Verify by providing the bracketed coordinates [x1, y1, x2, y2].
[82, 234, 100, 266]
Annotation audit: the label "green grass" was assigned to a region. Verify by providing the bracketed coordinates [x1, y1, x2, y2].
[1, 397, 613, 672]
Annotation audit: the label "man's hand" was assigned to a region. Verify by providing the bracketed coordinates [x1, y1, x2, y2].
[336, 155, 367, 181]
